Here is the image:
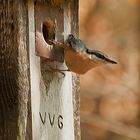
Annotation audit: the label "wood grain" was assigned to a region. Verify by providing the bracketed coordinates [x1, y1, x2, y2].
[70, 0, 81, 140]
[0, 0, 30, 139]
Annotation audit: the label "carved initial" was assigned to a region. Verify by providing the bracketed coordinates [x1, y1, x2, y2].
[48, 113, 55, 126]
[39, 112, 46, 125]
[58, 115, 63, 129]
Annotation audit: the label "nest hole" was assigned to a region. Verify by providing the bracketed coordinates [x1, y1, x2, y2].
[42, 18, 55, 45]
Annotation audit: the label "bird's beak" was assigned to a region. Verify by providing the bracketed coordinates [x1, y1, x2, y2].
[105, 57, 117, 64]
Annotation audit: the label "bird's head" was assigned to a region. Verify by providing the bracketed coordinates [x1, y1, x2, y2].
[87, 49, 117, 67]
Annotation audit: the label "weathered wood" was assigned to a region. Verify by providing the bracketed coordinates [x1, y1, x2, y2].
[70, 1, 81, 140]
[0, 0, 30, 140]
[72, 74, 80, 140]
[29, 0, 80, 140]
[35, 0, 65, 5]
[0, 0, 79, 139]
[35, 1, 64, 62]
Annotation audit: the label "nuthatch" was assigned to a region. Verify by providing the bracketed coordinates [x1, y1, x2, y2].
[49, 34, 117, 74]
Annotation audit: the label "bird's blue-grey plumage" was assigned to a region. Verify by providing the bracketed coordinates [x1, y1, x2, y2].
[66, 34, 87, 52]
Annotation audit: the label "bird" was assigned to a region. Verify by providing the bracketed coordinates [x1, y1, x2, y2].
[49, 34, 117, 74]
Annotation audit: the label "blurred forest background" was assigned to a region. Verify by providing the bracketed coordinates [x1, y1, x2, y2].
[79, 0, 140, 140]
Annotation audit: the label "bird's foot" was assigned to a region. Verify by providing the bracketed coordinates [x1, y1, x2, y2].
[49, 39, 65, 48]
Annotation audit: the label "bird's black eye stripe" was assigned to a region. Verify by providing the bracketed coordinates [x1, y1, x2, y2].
[86, 49, 107, 60]
[86, 49, 117, 64]
[94, 52, 106, 59]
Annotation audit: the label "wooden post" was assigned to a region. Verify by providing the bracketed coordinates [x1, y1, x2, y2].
[0, 0, 30, 140]
[0, 0, 80, 140]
